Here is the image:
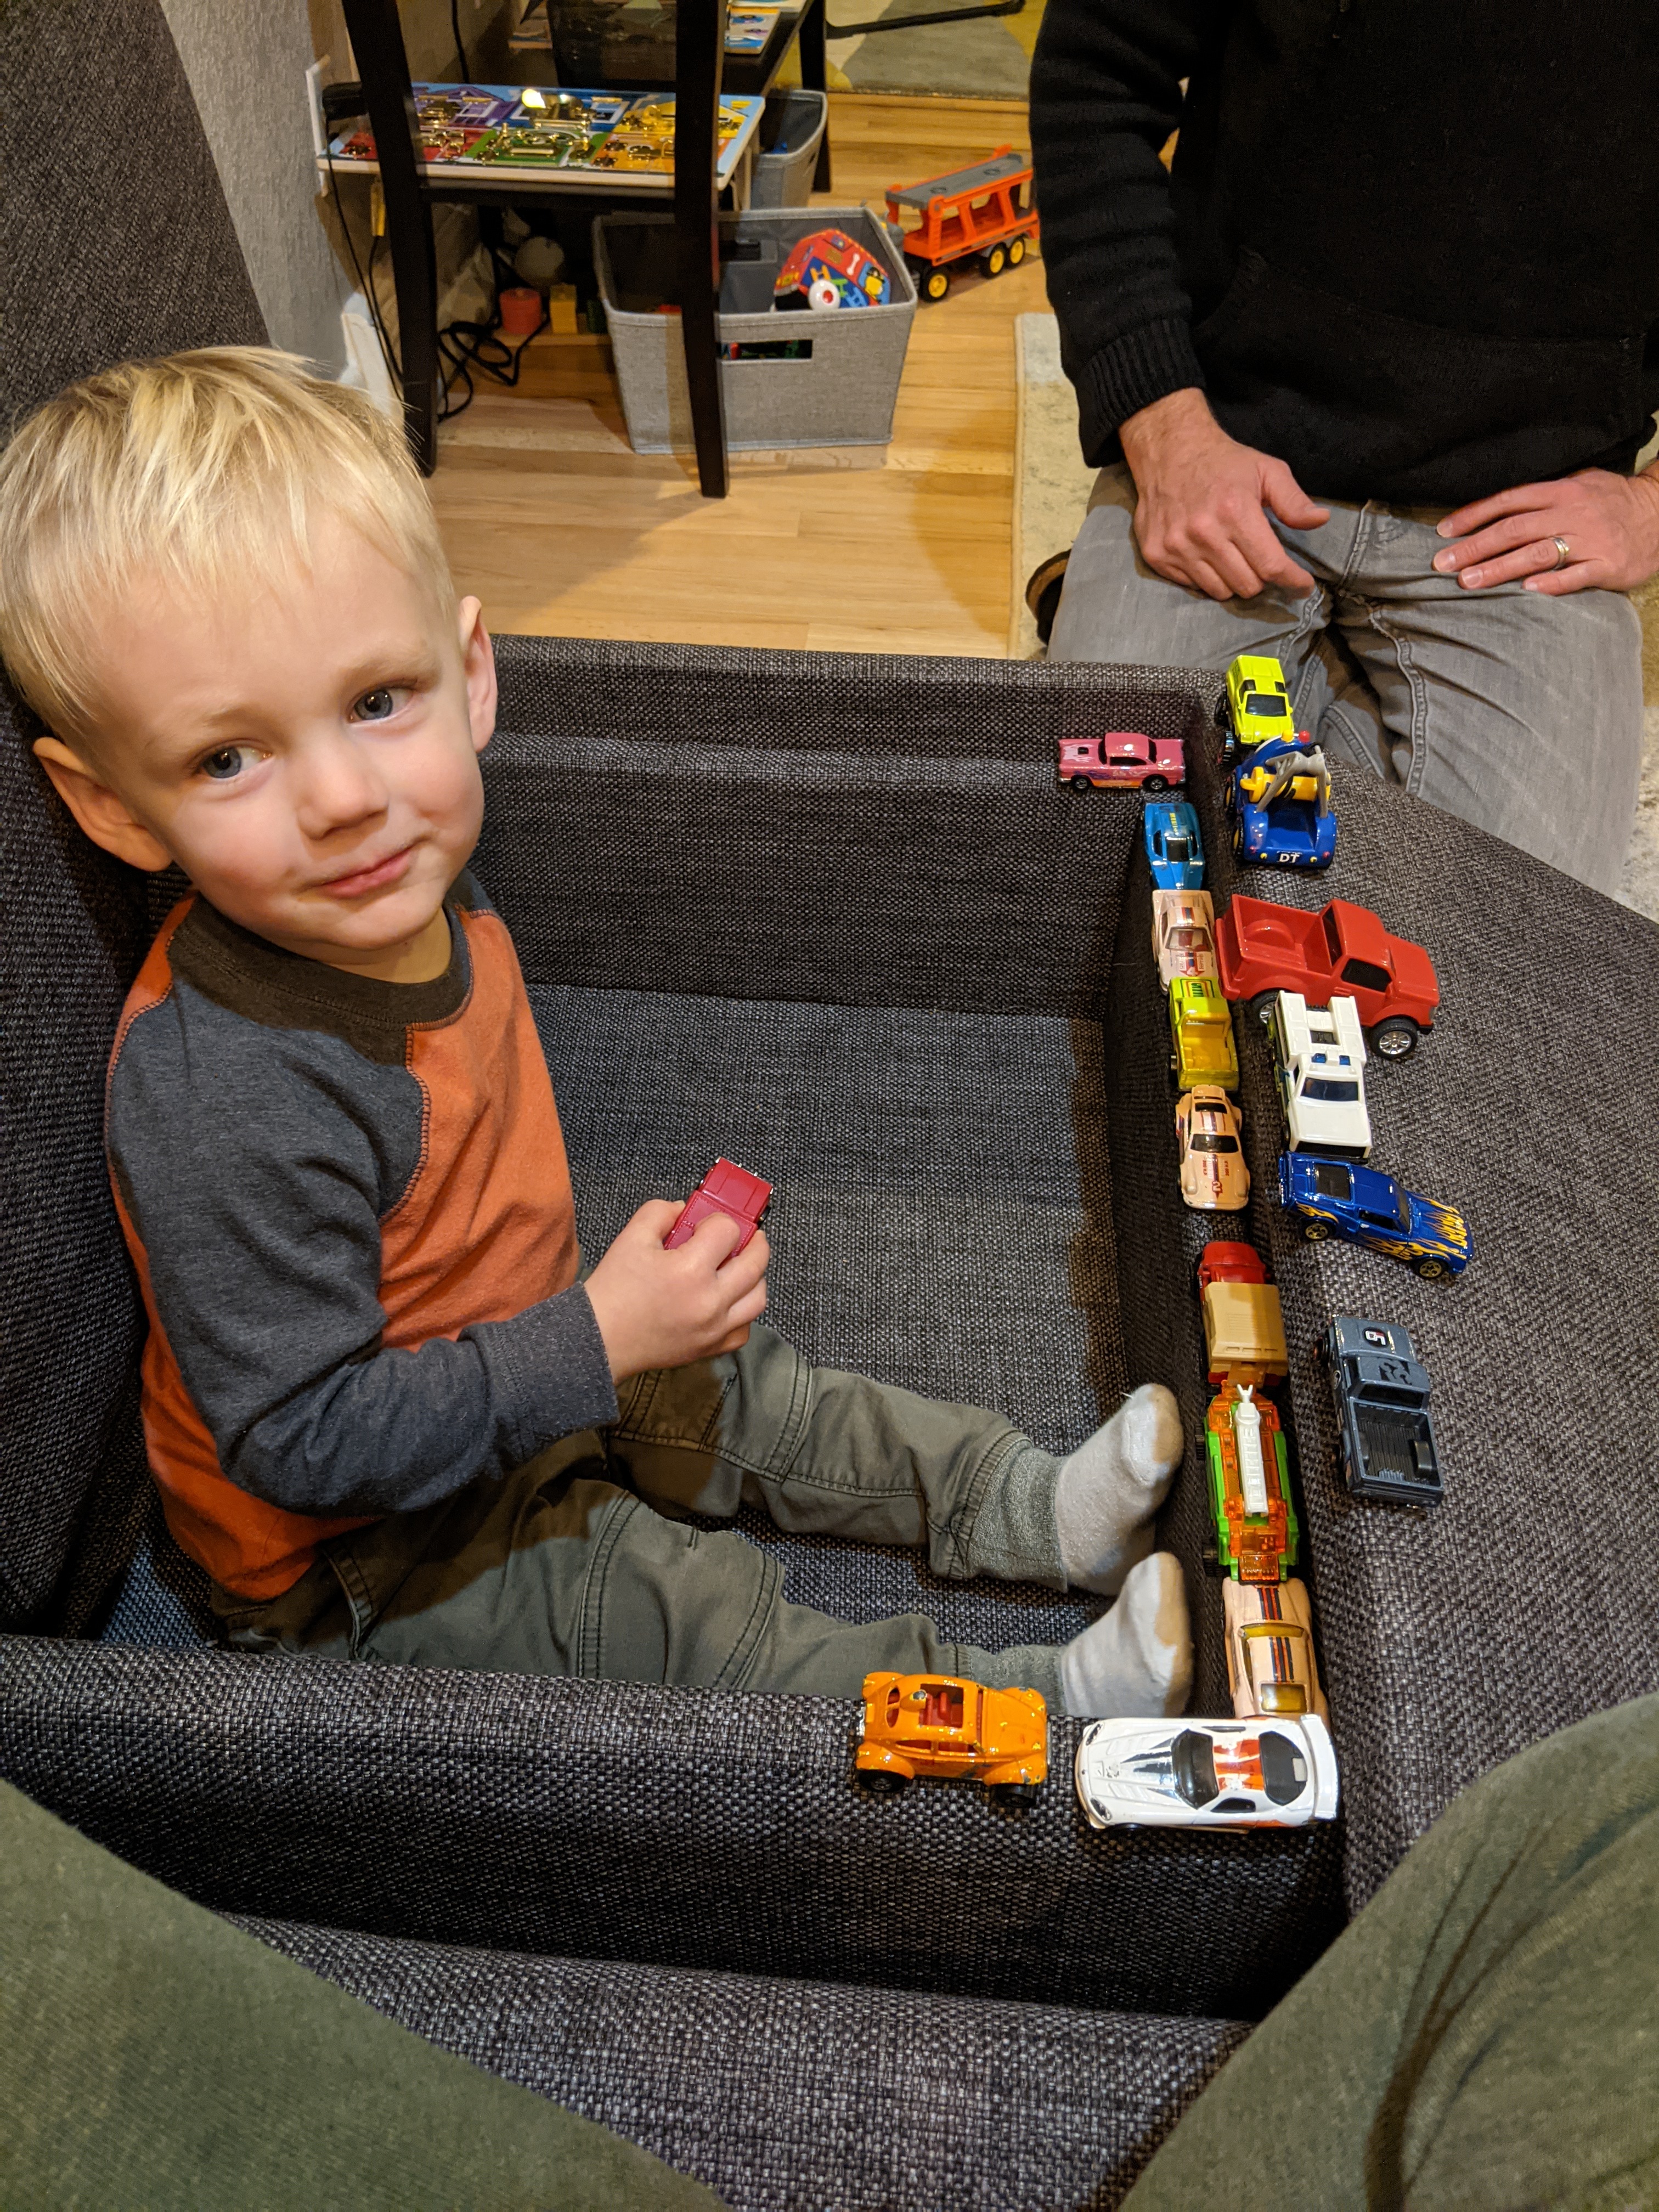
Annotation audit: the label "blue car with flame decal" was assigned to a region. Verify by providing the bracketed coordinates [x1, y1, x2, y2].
[1276, 1154, 1469, 1279]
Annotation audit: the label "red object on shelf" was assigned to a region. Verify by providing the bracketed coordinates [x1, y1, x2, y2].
[498, 286, 544, 335]
[663, 1159, 774, 1254]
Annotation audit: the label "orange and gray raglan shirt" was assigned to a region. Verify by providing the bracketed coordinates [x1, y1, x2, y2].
[105, 874, 618, 1604]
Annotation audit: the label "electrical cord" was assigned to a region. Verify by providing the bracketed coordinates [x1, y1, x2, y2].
[451, 0, 471, 80]
[437, 241, 550, 422]
[326, 152, 404, 396]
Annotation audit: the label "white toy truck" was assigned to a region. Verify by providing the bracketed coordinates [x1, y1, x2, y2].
[1271, 991, 1372, 1158]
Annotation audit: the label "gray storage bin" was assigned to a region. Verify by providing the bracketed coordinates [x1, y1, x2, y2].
[594, 205, 917, 453]
[749, 88, 828, 208]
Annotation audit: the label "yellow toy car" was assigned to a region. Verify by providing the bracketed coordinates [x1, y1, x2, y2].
[1169, 977, 1239, 1092]
[1223, 653, 1299, 755]
[855, 1672, 1047, 1805]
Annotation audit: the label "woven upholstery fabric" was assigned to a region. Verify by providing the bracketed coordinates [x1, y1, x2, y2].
[231, 1918, 1250, 2212]
[0, 0, 265, 431]
[0, 1637, 1344, 2020]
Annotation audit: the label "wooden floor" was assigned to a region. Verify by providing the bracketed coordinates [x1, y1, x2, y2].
[430, 95, 1043, 657]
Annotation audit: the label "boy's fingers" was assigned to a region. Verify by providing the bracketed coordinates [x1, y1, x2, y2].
[630, 1198, 685, 1239]
[685, 1208, 744, 1263]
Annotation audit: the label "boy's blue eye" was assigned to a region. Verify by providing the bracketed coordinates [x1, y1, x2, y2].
[355, 687, 398, 721]
[201, 745, 258, 781]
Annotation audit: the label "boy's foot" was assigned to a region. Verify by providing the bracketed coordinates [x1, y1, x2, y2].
[1058, 1552, 1193, 1718]
[1054, 1383, 1184, 1595]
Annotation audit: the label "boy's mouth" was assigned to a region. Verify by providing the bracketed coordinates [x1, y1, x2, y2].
[319, 844, 414, 898]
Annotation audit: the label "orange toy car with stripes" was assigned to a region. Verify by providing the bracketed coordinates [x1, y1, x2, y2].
[855, 1671, 1047, 1804]
[1223, 1576, 1328, 1723]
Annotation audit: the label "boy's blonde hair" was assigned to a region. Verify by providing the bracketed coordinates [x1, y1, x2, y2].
[0, 347, 455, 747]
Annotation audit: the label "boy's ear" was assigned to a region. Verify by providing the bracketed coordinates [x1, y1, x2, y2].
[32, 737, 174, 871]
[458, 595, 497, 757]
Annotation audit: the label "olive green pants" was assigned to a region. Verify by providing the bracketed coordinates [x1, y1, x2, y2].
[218, 1325, 1070, 1704]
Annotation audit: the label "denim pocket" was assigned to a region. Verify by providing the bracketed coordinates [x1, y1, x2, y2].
[1194, 249, 1647, 498]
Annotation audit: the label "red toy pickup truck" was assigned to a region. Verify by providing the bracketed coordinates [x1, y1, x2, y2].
[1216, 896, 1438, 1059]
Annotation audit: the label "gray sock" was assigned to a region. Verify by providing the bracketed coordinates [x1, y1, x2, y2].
[1058, 1553, 1193, 1718]
[1054, 1383, 1184, 1594]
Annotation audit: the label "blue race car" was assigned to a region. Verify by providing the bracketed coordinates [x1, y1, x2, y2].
[1277, 1153, 1469, 1279]
[1230, 739, 1336, 871]
[1144, 800, 1205, 890]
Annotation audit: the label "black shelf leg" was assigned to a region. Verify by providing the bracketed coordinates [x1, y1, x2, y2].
[674, 0, 729, 497]
[799, 0, 832, 190]
[341, 0, 440, 473]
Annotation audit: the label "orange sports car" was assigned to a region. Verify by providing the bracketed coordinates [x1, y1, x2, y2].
[855, 1672, 1047, 1804]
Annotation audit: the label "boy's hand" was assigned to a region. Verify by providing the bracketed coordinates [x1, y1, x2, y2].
[584, 1200, 770, 1384]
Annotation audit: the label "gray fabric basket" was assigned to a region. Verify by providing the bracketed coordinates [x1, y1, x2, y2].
[595, 206, 917, 452]
[748, 88, 828, 208]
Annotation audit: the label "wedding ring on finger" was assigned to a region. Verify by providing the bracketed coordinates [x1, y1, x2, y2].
[1552, 535, 1571, 569]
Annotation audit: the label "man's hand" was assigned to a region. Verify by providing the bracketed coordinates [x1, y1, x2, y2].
[1433, 467, 1659, 596]
[584, 1199, 769, 1384]
[1119, 388, 1331, 601]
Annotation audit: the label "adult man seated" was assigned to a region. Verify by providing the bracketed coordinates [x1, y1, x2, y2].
[1029, 0, 1659, 895]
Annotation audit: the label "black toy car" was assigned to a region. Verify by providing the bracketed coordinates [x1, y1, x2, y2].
[1322, 1317, 1443, 1506]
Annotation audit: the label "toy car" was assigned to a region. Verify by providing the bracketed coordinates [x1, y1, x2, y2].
[1277, 1154, 1469, 1279]
[1206, 1382, 1297, 1581]
[1143, 800, 1205, 889]
[883, 146, 1038, 304]
[1175, 1086, 1250, 1212]
[1229, 739, 1336, 870]
[1150, 889, 1218, 988]
[1075, 1713, 1339, 1828]
[1058, 732, 1184, 793]
[1270, 991, 1372, 1159]
[1223, 1577, 1327, 1723]
[1216, 895, 1439, 1060]
[855, 1672, 1048, 1803]
[1198, 1240, 1265, 1293]
[1322, 1317, 1444, 1504]
[1169, 978, 1239, 1093]
[774, 228, 891, 312]
[1220, 653, 1301, 759]
[1200, 1266, 1288, 1387]
[663, 1158, 773, 1254]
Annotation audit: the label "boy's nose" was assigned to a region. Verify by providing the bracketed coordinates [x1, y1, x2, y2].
[296, 737, 388, 833]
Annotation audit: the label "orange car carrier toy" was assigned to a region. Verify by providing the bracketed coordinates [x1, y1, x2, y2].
[855, 1672, 1048, 1804]
[884, 147, 1039, 303]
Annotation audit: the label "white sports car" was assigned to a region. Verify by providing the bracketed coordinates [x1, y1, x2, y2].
[1074, 1714, 1339, 1829]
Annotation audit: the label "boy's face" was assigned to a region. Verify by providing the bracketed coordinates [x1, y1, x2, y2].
[33, 513, 496, 983]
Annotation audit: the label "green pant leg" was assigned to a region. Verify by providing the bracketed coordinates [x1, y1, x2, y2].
[732, 1590, 1064, 1705]
[1122, 1692, 1659, 2212]
[609, 1323, 1066, 1587]
[0, 1781, 716, 2212]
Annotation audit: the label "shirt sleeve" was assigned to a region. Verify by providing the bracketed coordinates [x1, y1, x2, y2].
[109, 996, 618, 1519]
[1029, 0, 1220, 463]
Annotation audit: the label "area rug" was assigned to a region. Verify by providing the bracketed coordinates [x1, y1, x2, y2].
[1009, 312, 1659, 919]
[826, 0, 1041, 98]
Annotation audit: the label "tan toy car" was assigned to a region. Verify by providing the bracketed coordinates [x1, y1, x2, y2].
[1175, 1085, 1250, 1211]
[855, 1672, 1048, 1805]
[1223, 1576, 1328, 1722]
[1151, 889, 1218, 989]
[1201, 1278, 1289, 1386]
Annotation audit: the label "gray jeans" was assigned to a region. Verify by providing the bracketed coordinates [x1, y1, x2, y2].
[1048, 464, 1645, 896]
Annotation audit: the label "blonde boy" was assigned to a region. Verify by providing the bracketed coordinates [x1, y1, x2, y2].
[0, 348, 1192, 1714]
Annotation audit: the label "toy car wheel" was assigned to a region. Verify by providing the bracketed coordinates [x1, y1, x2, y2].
[1414, 1257, 1449, 1281]
[989, 1781, 1040, 1808]
[856, 1769, 907, 1797]
[1142, 774, 1169, 793]
[1007, 237, 1026, 266]
[1071, 774, 1092, 792]
[1302, 1220, 1332, 1244]
[981, 244, 1008, 279]
[923, 267, 950, 303]
[1370, 1017, 1420, 1060]
[1249, 992, 1278, 1028]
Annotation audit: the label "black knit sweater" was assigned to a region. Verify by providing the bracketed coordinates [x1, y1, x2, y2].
[1030, 0, 1659, 503]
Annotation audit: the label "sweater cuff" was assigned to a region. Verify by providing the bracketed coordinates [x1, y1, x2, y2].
[1074, 316, 1207, 465]
[496, 1282, 619, 1460]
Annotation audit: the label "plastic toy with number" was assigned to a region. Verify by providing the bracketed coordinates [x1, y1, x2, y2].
[855, 1672, 1048, 1804]
[1216, 894, 1438, 1060]
[1222, 1577, 1328, 1722]
[1058, 732, 1184, 793]
[1322, 1316, 1444, 1505]
[1230, 738, 1337, 871]
[1151, 889, 1218, 988]
[1278, 1154, 1469, 1279]
[1206, 1382, 1297, 1582]
[1075, 1713, 1339, 1828]
[774, 228, 891, 312]
[1175, 1086, 1250, 1212]
[663, 1158, 773, 1254]
[1169, 977, 1239, 1093]
[1144, 800, 1205, 889]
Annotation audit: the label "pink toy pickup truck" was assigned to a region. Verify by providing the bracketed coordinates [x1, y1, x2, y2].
[1058, 733, 1185, 793]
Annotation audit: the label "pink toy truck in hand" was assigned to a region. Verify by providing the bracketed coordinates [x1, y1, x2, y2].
[663, 1159, 774, 1254]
